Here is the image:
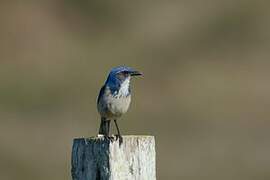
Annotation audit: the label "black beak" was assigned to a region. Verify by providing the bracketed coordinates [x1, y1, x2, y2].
[130, 71, 143, 76]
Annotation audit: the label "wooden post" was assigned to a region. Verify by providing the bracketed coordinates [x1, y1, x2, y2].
[71, 136, 156, 180]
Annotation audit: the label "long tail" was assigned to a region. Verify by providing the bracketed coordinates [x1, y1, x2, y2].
[98, 117, 110, 136]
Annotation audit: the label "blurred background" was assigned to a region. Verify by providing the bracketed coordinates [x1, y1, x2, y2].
[1, 0, 270, 179]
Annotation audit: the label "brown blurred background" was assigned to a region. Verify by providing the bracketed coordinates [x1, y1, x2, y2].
[1, 0, 270, 180]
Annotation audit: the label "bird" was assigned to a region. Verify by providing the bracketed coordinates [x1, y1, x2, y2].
[97, 66, 142, 144]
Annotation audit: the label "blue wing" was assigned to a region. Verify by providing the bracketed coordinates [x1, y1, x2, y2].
[97, 85, 106, 104]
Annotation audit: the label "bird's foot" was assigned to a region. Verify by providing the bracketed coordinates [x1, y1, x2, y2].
[115, 134, 123, 145]
[104, 135, 114, 142]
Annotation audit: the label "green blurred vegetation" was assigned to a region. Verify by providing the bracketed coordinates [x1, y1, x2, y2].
[1, 1, 270, 180]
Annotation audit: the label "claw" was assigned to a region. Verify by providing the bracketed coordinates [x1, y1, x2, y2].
[104, 135, 114, 142]
[115, 135, 123, 145]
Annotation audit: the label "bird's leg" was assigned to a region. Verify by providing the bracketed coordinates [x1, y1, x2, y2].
[99, 118, 106, 135]
[105, 120, 110, 136]
[105, 120, 114, 142]
[99, 118, 113, 142]
[114, 119, 123, 145]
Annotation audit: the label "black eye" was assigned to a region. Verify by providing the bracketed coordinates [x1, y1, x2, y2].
[117, 71, 129, 80]
[122, 71, 129, 75]
[120, 71, 129, 77]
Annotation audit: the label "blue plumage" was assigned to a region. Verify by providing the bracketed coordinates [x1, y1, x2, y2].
[105, 66, 137, 95]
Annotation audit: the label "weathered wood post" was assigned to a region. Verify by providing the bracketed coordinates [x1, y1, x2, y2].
[71, 136, 156, 180]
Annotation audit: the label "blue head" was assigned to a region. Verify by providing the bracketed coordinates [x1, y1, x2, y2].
[105, 66, 142, 95]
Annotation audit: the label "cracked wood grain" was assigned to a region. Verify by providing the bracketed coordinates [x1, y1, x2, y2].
[71, 136, 156, 180]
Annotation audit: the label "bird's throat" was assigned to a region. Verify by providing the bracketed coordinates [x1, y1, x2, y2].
[115, 77, 131, 97]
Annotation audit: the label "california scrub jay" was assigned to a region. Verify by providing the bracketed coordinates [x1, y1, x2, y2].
[97, 66, 142, 143]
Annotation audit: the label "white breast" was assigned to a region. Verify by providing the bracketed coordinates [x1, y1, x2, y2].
[107, 95, 131, 117]
[98, 84, 132, 119]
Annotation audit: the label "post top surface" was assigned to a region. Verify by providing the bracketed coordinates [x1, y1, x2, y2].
[73, 135, 155, 142]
